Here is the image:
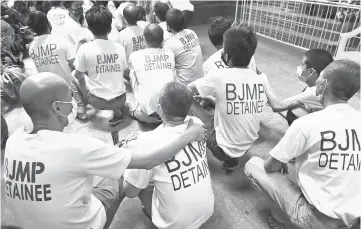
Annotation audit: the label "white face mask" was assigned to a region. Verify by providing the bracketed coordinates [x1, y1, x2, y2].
[56, 100, 77, 126]
[296, 66, 315, 83]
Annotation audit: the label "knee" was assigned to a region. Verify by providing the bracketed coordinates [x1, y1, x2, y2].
[244, 156, 265, 178]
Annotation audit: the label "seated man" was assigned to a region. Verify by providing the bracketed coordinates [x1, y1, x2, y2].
[164, 8, 204, 85]
[4, 72, 206, 229]
[117, 4, 146, 63]
[124, 81, 214, 229]
[203, 16, 257, 75]
[153, 1, 171, 41]
[128, 23, 175, 124]
[72, 5, 127, 125]
[245, 60, 361, 229]
[137, 5, 150, 29]
[168, 0, 194, 28]
[189, 26, 268, 172]
[264, 49, 333, 125]
[26, 11, 75, 85]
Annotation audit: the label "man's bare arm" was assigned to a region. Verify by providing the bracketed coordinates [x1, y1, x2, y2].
[123, 181, 142, 198]
[127, 119, 207, 170]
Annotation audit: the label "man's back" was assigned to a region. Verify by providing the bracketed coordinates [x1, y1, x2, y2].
[117, 25, 146, 62]
[4, 128, 131, 229]
[194, 68, 268, 158]
[47, 7, 69, 40]
[75, 39, 128, 100]
[164, 29, 204, 85]
[282, 104, 361, 225]
[125, 117, 214, 229]
[29, 34, 75, 85]
[203, 49, 257, 75]
[129, 48, 175, 114]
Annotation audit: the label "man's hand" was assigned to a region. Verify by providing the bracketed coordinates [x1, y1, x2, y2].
[185, 118, 207, 142]
[193, 95, 216, 109]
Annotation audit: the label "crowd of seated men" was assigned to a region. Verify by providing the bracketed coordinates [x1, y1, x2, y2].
[2, 1, 360, 229]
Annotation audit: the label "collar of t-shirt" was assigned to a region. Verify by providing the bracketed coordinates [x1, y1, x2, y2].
[324, 103, 350, 112]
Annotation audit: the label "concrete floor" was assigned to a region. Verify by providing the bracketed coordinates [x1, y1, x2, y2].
[1, 24, 360, 229]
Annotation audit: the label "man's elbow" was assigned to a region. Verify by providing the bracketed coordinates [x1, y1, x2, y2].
[264, 163, 273, 173]
[124, 190, 139, 198]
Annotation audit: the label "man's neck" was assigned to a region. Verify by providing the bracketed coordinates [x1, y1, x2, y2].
[322, 96, 347, 109]
[215, 45, 222, 51]
[94, 35, 108, 40]
[163, 119, 185, 127]
[31, 120, 64, 134]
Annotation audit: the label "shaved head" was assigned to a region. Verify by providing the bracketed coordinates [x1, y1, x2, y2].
[144, 23, 163, 47]
[20, 73, 71, 120]
[123, 4, 140, 25]
[321, 60, 360, 101]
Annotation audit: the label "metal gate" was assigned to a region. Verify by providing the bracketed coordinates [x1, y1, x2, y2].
[235, 0, 360, 56]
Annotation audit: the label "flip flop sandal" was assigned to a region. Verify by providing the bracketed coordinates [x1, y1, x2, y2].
[141, 205, 151, 220]
[109, 114, 125, 126]
[76, 114, 89, 124]
[268, 215, 285, 229]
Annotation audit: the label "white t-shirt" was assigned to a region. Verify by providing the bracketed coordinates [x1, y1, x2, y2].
[158, 21, 172, 42]
[163, 29, 204, 85]
[64, 17, 93, 47]
[203, 49, 257, 75]
[137, 20, 150, 29]
[47, 7, 70, 40]
[269, 104, 361, 226]
[117, 25, 146, 63]
[169, 0, 194, 11]
[29, 34, 75, 85]
[124, 117, 214, 229]
[75, 39, 128, 100]
[4, 128, 132, 229]
[290, 86, 323, 113]
[194, 68, 268, 158]
[129, 48, 175, 114]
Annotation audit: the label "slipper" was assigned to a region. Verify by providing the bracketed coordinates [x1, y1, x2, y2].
[109, 114, 125, 126]
[268, 214, 285, 229]
[76, 114, 89, 124]
[141, 205, 151, 220]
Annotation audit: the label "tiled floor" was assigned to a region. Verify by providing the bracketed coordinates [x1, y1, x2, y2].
[1, 24, 359, 229]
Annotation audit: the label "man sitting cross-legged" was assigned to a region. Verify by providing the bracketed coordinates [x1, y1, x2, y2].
[203, 16, 257, 75]
[189, 26, 268, 172]
[163, 8, 204, 85]
[72, 5, 127, 125]
[128, 23, 175, 124]
[245, 60, 361, 229]
[124, 81, 215, 229]
[4, 72, 207, 229]
[264, 49, 333, 126]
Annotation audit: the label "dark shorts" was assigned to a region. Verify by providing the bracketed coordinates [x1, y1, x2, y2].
[92, 177, 125, 229]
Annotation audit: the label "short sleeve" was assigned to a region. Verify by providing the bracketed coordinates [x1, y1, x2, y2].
[203, 61, 211, 76]
[83, 139, 132, 179]
[124, 169, 153, 189]
[193, 73, 217, 97]
[74, 46, 87, 72]
[63, 39, 76, 61]
[298, 87, 323, 112]
[269, 120, 307, 163]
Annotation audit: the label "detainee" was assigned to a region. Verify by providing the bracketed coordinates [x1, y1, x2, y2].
[245, 60, 361, 229]
[72, 5, 127, 125]
[4, 72, 206, 229]
[128, 23, 175, 124]
[124, 81, 214, 229]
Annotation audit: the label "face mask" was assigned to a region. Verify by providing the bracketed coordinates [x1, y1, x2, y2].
[297, 66, 315, 83]
[316, 79, 328, 103]
[56, 100, 77, 125]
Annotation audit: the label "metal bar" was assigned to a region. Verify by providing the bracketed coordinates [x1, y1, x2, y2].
[308, 2, 322, 49]
[326, 5, 340, 52]
[317, 4, 331, 49]
[280, 0, 289, 42]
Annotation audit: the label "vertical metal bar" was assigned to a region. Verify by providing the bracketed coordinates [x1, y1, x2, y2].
[301, 2, 312, 48]
[308, 2, 322, 49]
[280, 0, 289, 43]
[326, 5, 340, 52]
[317, 4, 331, 49]
[248, 0, 253, 27]
[288, 2, 298, 44]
